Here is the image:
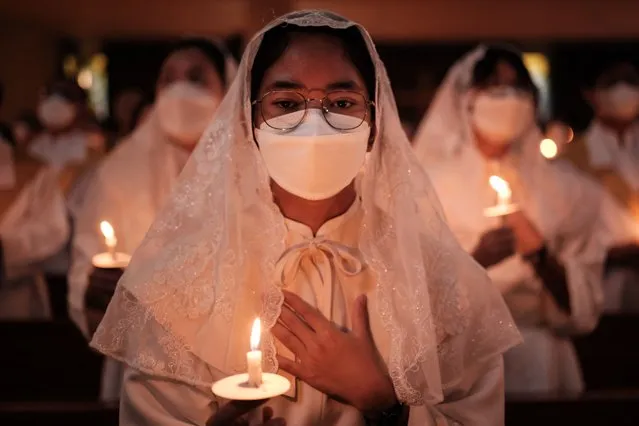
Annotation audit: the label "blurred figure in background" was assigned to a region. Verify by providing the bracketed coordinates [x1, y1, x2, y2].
[0, 83, 14, 146]
[68, 37, 236, 402]
[414, 45, 610, 394]
[30, 80, 105, 168]
[103, 87, 144, 150]
[563, 59, 639, 313]
[128, 94, 153, 131]
[12, 111, 43, 154]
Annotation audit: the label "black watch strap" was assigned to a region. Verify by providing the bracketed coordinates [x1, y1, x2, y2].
[365, 402, 405, 426]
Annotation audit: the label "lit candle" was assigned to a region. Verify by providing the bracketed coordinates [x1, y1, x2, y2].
[489, 175, 512, 207]
[92, 221, 131, 269]
[100, 221, 118, 260]
[247, 318, 263, 387]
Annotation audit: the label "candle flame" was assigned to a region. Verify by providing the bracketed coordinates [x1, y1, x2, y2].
[100, 221, 115, 240]
[250, 318, 261, 351]
[540, 138, 558, 159]
[489, 175, 511, 198]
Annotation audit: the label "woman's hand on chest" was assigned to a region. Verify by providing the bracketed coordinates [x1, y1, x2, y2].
[273, 291, 398, 414]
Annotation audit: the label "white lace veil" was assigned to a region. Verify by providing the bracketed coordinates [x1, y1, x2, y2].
[92, 11, 520, 405]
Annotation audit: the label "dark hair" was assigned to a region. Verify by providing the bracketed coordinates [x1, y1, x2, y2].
[250, 24, 376, 101]
[0, 82, 4, 107]
[130, 94, 153, 129]
[168, 38, 227, 85]
[582, 56, 638, 89]
[16, 111, 43, 133]
[47, 80, 87, 104]
[472, 46, 538, 100]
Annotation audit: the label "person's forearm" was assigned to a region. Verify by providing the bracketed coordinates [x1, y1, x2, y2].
[525, 245, 571, 314]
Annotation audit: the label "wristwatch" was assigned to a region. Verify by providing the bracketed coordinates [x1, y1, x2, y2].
[365, 402, 406, 426]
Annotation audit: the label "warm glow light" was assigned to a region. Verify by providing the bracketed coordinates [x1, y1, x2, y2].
[100, 221, 114, 240]
[250, 318, 261, 351]
[100, 220, 117, 251]
[77, 69, 93, 89]
[540, 138, 558, 159]
[489, 175, 512, 199]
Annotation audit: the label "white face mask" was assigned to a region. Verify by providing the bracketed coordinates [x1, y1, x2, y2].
[471, 89, 534, 146]
[156, 82, 221, 147]
[254, 109, 370, 201]
[596, 82, 639, 121]
[37, 95, 77, 130]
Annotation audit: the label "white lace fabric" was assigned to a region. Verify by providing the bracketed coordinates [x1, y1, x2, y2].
[91, 10, 520, 405]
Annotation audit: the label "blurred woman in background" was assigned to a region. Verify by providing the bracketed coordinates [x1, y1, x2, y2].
[68, 37, 236, 402]
[414, 45, 612, 394]
[564, 59, 639, 313]
[30, 80, 105, 168]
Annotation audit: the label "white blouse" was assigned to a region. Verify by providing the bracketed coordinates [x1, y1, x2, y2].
[119, 200, 506, 425]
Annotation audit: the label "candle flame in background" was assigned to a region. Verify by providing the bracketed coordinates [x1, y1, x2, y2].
[100, 220, 117, 251]
[250, 318, 261, 351]
[540, 138, 558, 159]
[489, 175, 512, 199]
[100, 221, 114, 240]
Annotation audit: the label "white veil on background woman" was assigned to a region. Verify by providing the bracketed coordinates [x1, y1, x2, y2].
[92, 11, 520, 406]
[68, 40, 237, 336]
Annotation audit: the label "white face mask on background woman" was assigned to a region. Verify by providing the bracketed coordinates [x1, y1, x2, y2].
[595, 82, 639, 122]
[470, 88, 535, 146]
[37, 95, 77, 130]
[156, 81, 221, 148]
[254, 109, 370, 201]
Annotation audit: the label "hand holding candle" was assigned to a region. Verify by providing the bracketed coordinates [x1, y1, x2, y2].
[247, 318, 263, 387]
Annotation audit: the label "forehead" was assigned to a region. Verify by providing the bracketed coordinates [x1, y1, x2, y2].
[161, 48, 216, 74]
[258, 33, 366, 92]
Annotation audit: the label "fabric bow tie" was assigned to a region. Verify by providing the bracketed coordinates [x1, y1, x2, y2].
[275, 238, 363, 287]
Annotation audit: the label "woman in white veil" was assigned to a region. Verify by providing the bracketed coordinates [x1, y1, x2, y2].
[414, 45, 612, 394]
[68, 38, 236, 402]
[92, 11, 520, 425]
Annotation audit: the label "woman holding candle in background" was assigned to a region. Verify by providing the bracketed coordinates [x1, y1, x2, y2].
[92, 11, 521, 425]
[414, 45, 614, 394]
[67, 38, 236, 402]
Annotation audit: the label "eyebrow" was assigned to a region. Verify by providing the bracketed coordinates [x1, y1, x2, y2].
[267, 80, 306, 91]
[265, 79, 363, 92]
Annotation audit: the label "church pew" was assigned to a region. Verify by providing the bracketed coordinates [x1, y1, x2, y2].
[573, 315, 639, 390]
[0, 401, 118, 426]
[0, 321, 103, 401]
[506, 391, 639, 426]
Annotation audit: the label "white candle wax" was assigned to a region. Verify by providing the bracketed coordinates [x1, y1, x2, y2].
[247, 318, 263, 387]
[247, 350, 263, 387]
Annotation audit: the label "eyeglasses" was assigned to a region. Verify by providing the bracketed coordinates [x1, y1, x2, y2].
[252, 90, 375, 131]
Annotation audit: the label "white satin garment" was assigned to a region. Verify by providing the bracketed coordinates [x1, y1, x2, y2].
[120, 199, 506, 426]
